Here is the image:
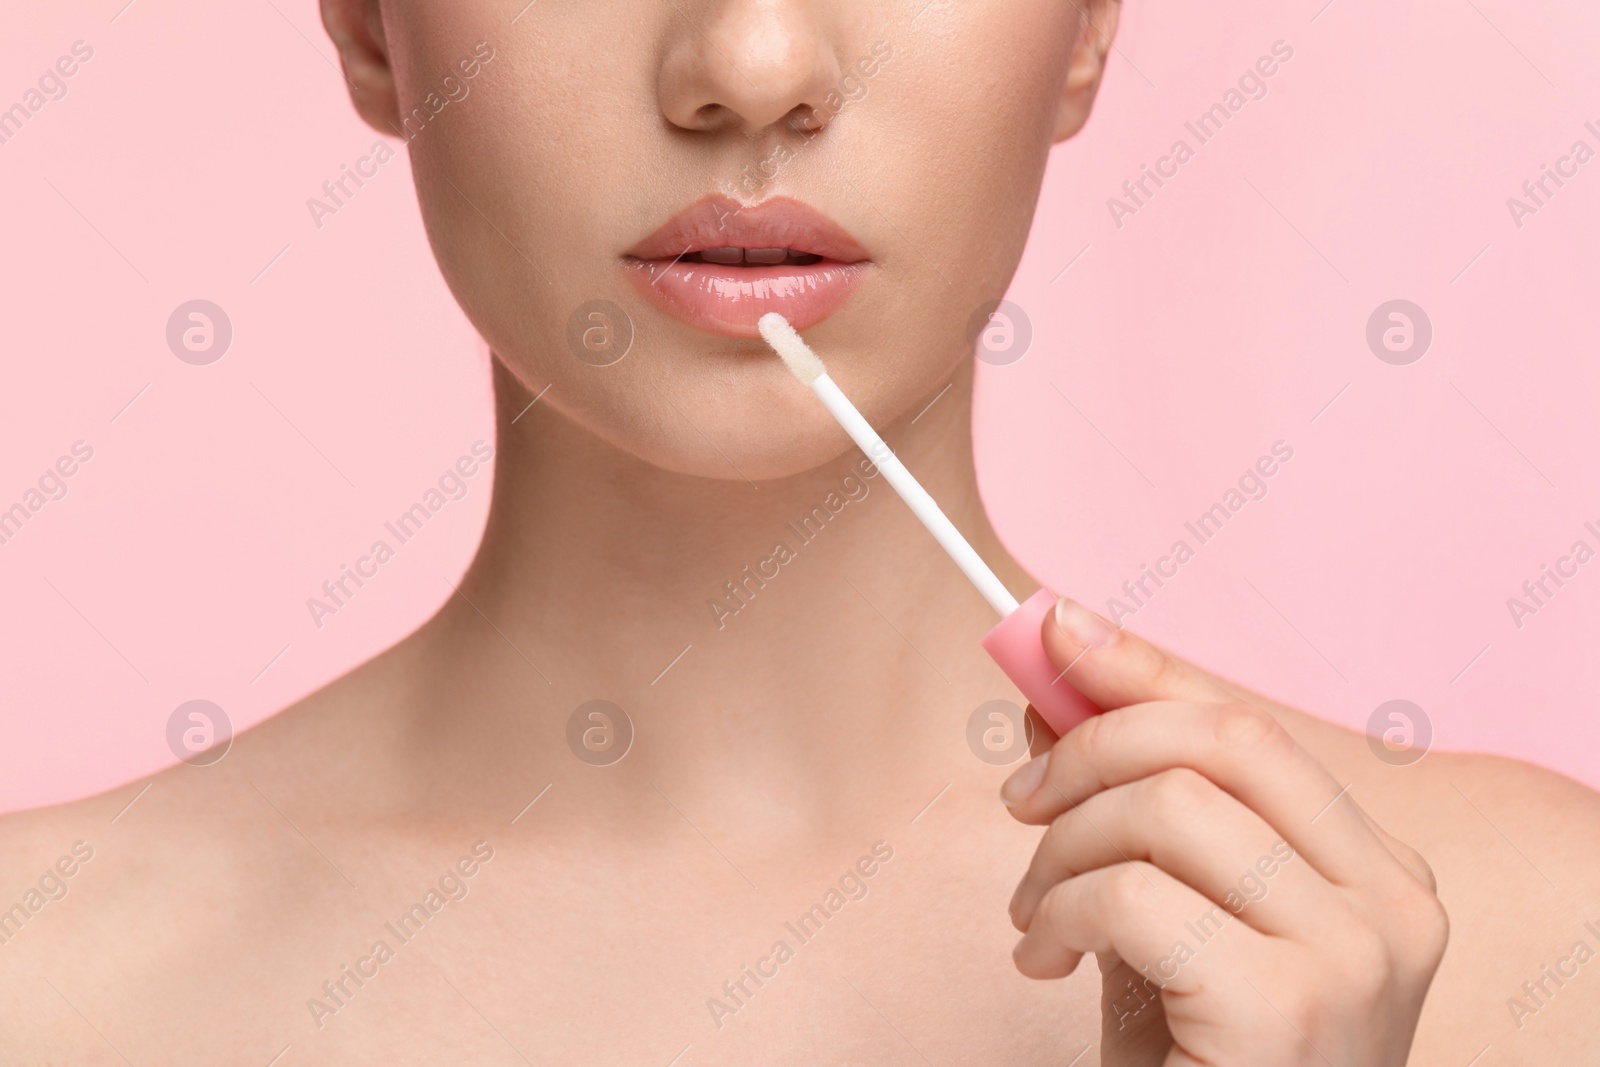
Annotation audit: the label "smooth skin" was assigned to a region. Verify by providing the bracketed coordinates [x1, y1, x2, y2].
[1005, 601, 1451, 1064]
[3, 0, 1600, 1063]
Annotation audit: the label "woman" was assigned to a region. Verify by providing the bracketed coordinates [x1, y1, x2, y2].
[3, 0, 1597, 1062]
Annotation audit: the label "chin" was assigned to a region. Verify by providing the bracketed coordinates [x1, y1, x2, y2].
[481, 270, 955, 483]
[501, 338, 884, 483]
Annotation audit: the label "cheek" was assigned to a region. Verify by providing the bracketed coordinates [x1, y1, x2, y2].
[385, 0, 1075, 481]
[883, 2, 1072, 258]
[846, 3, 1073, 388]
[400, 10, 664, 418]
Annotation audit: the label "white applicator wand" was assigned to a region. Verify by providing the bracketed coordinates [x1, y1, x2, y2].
[758, 312, 1101, 737]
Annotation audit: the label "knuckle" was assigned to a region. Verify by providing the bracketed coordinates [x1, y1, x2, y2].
[1145, 767, 1214, 821]
[1033, 878, 1076, 931]
[1261, 976, 1319, 1036]
[1132, 639, 1184, 687]
[1389, 838, 1439, 894]
[1139, 643, 1182, 690]
[1420, 896, 1451, 965]
[1389, 882, 1451, 969]
[1063, 705, 1113, 766]
[1335, 925, 1393, 995]
[1413, 895, 1451, 966]
[1271, 966, 1360, 1043]
[1413, 853, 1440, 895]
[1100, 862, 1159, 917]
[1211, 700, 1293, 759]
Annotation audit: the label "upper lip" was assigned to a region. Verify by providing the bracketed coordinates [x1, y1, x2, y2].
[625, 195, 869, 264]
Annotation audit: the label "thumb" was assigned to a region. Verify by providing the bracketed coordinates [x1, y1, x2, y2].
[1042, 598, 1229, 711]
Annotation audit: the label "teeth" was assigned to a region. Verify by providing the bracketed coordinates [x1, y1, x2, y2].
[691, 246, 822, 266]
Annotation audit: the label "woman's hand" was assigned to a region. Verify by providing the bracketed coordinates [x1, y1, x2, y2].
[1000, 599, 1449, 1066]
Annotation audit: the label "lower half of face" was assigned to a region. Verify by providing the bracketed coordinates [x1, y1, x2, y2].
[385, 0, 1078, 480]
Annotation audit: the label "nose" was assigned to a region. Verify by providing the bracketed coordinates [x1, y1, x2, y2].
[658, 2, 845, 135]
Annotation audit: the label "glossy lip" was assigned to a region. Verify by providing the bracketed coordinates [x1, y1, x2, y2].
[623, 195, 871, 338]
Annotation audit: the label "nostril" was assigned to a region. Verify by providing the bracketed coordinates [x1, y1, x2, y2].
[681, 102, 734, 133]
[784, 104, 826, 135]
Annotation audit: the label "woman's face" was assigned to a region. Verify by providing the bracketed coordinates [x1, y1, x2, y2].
[326, 0, 1116, 480]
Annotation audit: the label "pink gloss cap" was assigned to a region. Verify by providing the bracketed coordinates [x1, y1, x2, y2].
[980, 588, 1102, 737]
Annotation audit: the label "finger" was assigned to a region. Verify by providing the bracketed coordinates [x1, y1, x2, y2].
[1013, 860, 1271, 991]
[1004, 700, 1411, 892]
[1024, 705, 1057, 756]
[1097, 952, 1175, 1062]
[1009, 767, 1348, 939]
[1354, 803, 1438, 892]
[1041, 598, 1232, 711]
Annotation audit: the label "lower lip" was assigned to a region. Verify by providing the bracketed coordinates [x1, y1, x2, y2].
[623, 259, 869, 337]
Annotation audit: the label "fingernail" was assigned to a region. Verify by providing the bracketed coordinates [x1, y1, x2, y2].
[1054, 597, 1114, 652]
[1001, 750, 1050, 807]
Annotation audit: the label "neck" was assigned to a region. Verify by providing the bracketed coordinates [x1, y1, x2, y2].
[410, 357, 1040, 834]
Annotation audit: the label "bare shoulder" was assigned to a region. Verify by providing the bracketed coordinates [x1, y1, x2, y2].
[0, 647, 419, 1062]
[0, 773, 189, 1063]
[1295, 714, 1600, 1062]
[0, 796, 112, 954]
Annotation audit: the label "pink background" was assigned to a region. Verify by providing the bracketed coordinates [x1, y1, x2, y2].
[2, 0, 1597, 811]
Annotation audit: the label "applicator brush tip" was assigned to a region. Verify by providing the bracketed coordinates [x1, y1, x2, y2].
[758, 312, 826, 386]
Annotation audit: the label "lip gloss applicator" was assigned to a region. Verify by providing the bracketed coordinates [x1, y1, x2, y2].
[758, 312, 1102, 738]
